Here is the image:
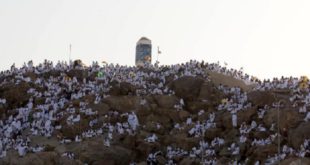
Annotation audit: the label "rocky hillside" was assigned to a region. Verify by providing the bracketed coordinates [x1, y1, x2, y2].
[0, 60, 309, 165]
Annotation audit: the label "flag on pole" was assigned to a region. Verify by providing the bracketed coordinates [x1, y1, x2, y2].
[157, 46, 161, 54]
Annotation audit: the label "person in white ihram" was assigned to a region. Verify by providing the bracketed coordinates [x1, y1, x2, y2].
[304, 112, 310, 122]
[128, 112, 139, 131]
[231, 109, 237, 128]
[145, 134, 158, 143]
[17, 144, 27, 157]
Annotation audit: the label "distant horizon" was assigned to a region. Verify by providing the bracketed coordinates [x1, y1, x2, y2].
[1, 0, 310, 79]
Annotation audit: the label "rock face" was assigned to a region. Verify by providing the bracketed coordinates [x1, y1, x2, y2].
[109, 82, 136, 96]
[263, 109, 302, 132]
[288, 123, 310, 149]
[103, 96, 140, 113]
[280, 158, 310, 165]
[199, 81, 223, 104]
[249, 144, 277, 163]
[1, 62, 310, 164]
[206, 70, 255, 91]
[153, 95, 178, 109]
[0, 82, 30, 109]
[248, 91, 276, 106]
[237, 108, 257, 125]
[170, 76, 204, 101]
[67, 69, 88, 82]
[179, 157, 199, 165]
[75, 140, 132, 165]
[0, 152, 82, 165]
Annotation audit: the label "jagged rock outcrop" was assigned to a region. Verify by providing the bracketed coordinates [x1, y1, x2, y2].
[170, 76, 204, 101]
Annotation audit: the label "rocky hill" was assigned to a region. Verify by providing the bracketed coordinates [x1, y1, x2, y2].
[0, 60, 309, 165]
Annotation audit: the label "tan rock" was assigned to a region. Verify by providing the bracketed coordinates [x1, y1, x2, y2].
[280, 158, 310, 165]
[153, 95, 178, 109]
[248, 91, 275, 106]
[170, 76, 204, 101]
[288, 122, 310, 149]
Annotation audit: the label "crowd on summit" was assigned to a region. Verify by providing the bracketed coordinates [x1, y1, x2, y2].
[0, 59, 309, 164]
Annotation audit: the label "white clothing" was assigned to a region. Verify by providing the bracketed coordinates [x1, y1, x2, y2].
[232, 114, 237, 127]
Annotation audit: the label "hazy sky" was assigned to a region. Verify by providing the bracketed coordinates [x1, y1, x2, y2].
[1, 0, 310, 79]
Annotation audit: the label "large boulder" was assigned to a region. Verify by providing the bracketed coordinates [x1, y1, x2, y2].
[247, 144, 277, 163]
[237, 108, 257, 124]
[263, 109, 302, 132]
[280, 158, 310, 165]
[120, 82, 136, 95]
[60, 116, 91, 139]
[216, 157, 231, 165]
[92, 160, 116, 165]
[88, 102, 110, 116]
[153, 95, 178, 109]
[163, 135, 199, 151]
[76, 140, 132, 165]
[144, 112, 171, 128]
[135, 141, 161, 160]
[218, 111, 234, 129]
[217, 108, 256, 130]
[0, 82, 31, 109]
[199, 81, 223, 105]
[109, 82, 136, 96]
[179, 157, 199, 165]
[178, 110, 191, 121]
[206, 70, 254, 91]
[155, 108, 180, 123]
[136, 109, 153, 125]
[170, 76, 204, 101]
[205, 127, 223, 141]
[0, 152, 82, 165]
[221, 129, 239, 144]
[288, 122, 310, 149]
[66, 69, 88, 82]
[103, 96, 140, 113]
[247, 91, 275, 106]
[186, 101, 211, 114]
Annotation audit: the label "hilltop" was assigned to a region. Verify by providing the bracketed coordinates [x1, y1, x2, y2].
[0, 60, 309, 165]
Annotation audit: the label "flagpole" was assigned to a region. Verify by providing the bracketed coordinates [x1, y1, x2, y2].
[69, 44, 72, 64]
[157, 46, 159, 63]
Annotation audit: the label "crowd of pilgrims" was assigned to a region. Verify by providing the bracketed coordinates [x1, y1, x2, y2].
[0, 59, 309, 164]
